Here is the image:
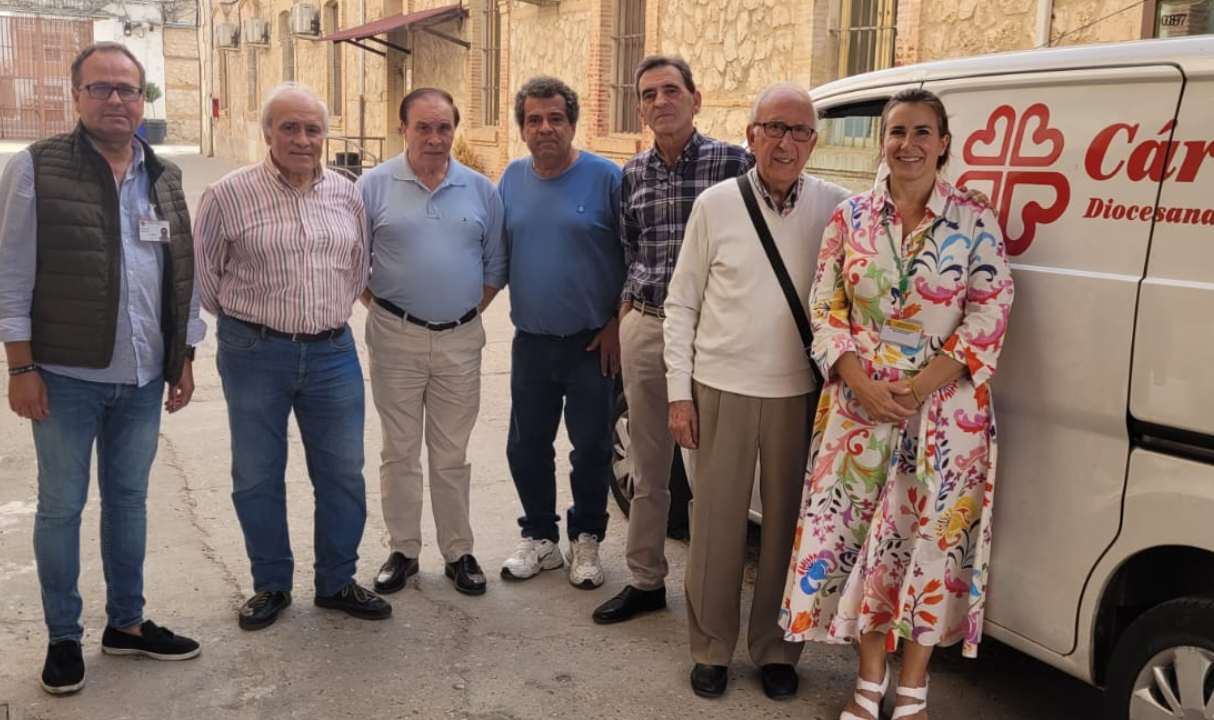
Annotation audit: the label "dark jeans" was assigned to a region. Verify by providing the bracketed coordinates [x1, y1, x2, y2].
[506, 329, 613, 543]
[216, 315, 366, 597]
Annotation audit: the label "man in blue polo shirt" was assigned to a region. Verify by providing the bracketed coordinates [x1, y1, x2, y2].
[497, 76, 624, 589]
[356, 87, 506, 597]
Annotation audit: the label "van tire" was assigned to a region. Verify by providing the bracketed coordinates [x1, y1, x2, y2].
[1103, 596, 1214, 720]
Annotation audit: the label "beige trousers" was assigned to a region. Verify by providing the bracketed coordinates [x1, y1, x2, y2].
[619, 310, 677, 591]
[365, 302, 485, 562]
[685, 381, 812, 667]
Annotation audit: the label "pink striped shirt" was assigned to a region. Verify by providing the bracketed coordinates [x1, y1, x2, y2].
[194, 157, 369, 334]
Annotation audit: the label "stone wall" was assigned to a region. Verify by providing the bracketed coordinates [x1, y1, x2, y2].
[200, 0, 1154, 171]
[505, 0, 594, 160]
[915, 0, 1144, 62]
[164, 26, 201, 144]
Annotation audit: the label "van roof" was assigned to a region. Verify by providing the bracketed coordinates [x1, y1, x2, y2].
[810, 36, 1214, 102]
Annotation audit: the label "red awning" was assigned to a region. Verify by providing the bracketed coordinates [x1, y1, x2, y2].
[322, 4, 465, 42]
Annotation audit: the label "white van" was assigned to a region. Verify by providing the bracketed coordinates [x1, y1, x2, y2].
[611, 35, 1214, 720]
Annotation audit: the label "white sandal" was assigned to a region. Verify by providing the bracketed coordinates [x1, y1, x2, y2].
[891, 678, 929, 719]
[839, 665, 889, 720]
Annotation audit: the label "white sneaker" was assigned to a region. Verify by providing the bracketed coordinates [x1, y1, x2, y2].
[500, 538, 564, 581]
[566, 533, 605, 589]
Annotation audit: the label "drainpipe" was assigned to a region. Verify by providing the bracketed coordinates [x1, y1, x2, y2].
[1036, 0, 1054, 46]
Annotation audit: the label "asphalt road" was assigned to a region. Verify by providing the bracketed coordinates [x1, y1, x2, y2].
[0, 147, 1104, 720]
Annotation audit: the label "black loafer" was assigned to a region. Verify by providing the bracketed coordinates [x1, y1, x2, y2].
[591, 585, 667, 624]
[101, 620, 201, 660]
[445, 554, 487, 596]
[690, 663, 728, 698]
[760, 663, 799, 700]
[238, 590, 292, 631]
[373, 552, 419, 594]
[40, 639, 85, 695]
[315, 582, 392, 620]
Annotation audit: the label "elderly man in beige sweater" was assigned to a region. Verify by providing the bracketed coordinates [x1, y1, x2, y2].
[663, 82, 850, 701]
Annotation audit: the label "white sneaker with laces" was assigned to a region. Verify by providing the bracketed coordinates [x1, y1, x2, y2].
[566, 533, 605, 589]
[501, 538, 564, 580]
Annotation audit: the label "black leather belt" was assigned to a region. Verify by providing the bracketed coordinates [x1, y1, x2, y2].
[375, 297, 478, 331]
[631, 299, 665, 319]
[233, 317, 344, 342]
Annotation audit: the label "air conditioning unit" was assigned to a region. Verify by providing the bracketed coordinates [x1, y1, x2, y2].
[289, 4, 320, 36]
[242, 17, 270, 46]
[216, 22, 239, 49]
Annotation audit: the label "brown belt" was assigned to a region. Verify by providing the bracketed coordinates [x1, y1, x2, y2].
[631, 299, 665, 319]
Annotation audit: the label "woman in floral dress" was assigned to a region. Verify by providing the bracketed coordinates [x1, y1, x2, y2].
[779, 88, 1014, 720]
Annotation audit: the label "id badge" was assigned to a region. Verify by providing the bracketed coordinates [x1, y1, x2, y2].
[139, 219, 171, 243]
[879, 318, 924, 349]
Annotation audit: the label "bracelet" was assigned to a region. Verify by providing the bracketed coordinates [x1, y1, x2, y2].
[8, 364, 38, 376]
[909, 381, 924, 405]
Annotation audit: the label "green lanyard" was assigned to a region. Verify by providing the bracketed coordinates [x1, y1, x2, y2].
[882, 218, 915, 306]
[882, 205, 947, 307]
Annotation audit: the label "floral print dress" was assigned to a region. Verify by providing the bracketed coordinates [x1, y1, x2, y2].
[779, 179, 1014, 658]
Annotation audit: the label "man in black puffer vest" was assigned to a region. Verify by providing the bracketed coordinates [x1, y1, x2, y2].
[0, 42, 204, 696]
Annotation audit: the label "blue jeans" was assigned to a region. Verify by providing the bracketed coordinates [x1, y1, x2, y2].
[32, 370, 164, 642]
[506, 329, 613, 543]
[216, 315, 366, 597]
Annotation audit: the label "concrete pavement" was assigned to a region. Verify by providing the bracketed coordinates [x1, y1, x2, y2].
[0, 150, 1102, 720]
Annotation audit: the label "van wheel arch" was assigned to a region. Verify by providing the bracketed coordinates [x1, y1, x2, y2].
[1102, 596, 1214, 720]
[1093, 546, 1214, 686]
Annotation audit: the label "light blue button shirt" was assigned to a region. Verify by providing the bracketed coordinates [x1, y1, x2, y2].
[357, 155, 507, 323]
[0, 141, 206, 386]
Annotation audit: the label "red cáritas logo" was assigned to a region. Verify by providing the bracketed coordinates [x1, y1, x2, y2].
[958, 104, 1071, 256]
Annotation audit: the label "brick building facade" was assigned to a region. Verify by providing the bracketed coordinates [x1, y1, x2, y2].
[200, 0, 1196, 173]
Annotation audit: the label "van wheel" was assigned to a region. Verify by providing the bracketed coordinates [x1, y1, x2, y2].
[1104, 596, 1214, 720]
[610, 386, 691, 541]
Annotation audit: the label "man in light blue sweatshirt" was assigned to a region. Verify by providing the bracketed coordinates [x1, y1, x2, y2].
[497, 76, 625, 590]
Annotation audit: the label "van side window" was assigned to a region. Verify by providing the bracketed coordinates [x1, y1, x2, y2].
[808, 98, 888, 193]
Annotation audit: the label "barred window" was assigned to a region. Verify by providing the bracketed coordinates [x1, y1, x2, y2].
[610, 0, 644, 133]
[481, 0, 501, 125]
[838, 0, 896, 77]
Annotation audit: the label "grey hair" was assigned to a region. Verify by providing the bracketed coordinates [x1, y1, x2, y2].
[71, 41, 146, 89]
[259, 82, 329, 137]
[749, 82, 814, 122]
[514, 76, 579, 129]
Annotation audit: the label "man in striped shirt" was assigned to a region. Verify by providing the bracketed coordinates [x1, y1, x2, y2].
[593, 56, 751, 626]
[194, 82, 389, 631]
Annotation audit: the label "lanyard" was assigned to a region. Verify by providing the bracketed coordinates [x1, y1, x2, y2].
[881, 203, 947, 308]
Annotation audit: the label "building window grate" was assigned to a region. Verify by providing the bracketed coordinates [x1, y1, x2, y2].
[611, 0, 644, 134]
[482, 0, 501, 126]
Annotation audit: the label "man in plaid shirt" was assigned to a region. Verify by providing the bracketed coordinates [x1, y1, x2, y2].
[592, 55, 751, 626]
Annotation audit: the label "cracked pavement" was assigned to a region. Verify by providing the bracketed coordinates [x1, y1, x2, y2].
[0, 150, 1103, 720]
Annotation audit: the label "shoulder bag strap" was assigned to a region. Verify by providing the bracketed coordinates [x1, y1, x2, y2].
[735, 174, 822, 386]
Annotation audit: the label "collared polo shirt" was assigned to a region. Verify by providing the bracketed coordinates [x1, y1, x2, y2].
[498, 151, 624, 337]
[357, 155, 507, 323]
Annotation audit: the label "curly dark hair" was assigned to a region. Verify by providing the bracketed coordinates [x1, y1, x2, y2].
[514, 76, 579, 129]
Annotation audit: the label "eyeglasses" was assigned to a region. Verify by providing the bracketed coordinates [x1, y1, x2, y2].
[78, 83, 144, 102]
[755, 121, 816, 142]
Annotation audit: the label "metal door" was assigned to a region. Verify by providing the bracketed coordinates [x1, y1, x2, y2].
[0, 15, 94, 139]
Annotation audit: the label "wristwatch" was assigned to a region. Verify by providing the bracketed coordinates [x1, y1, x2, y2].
[185, 346, 196, 361]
